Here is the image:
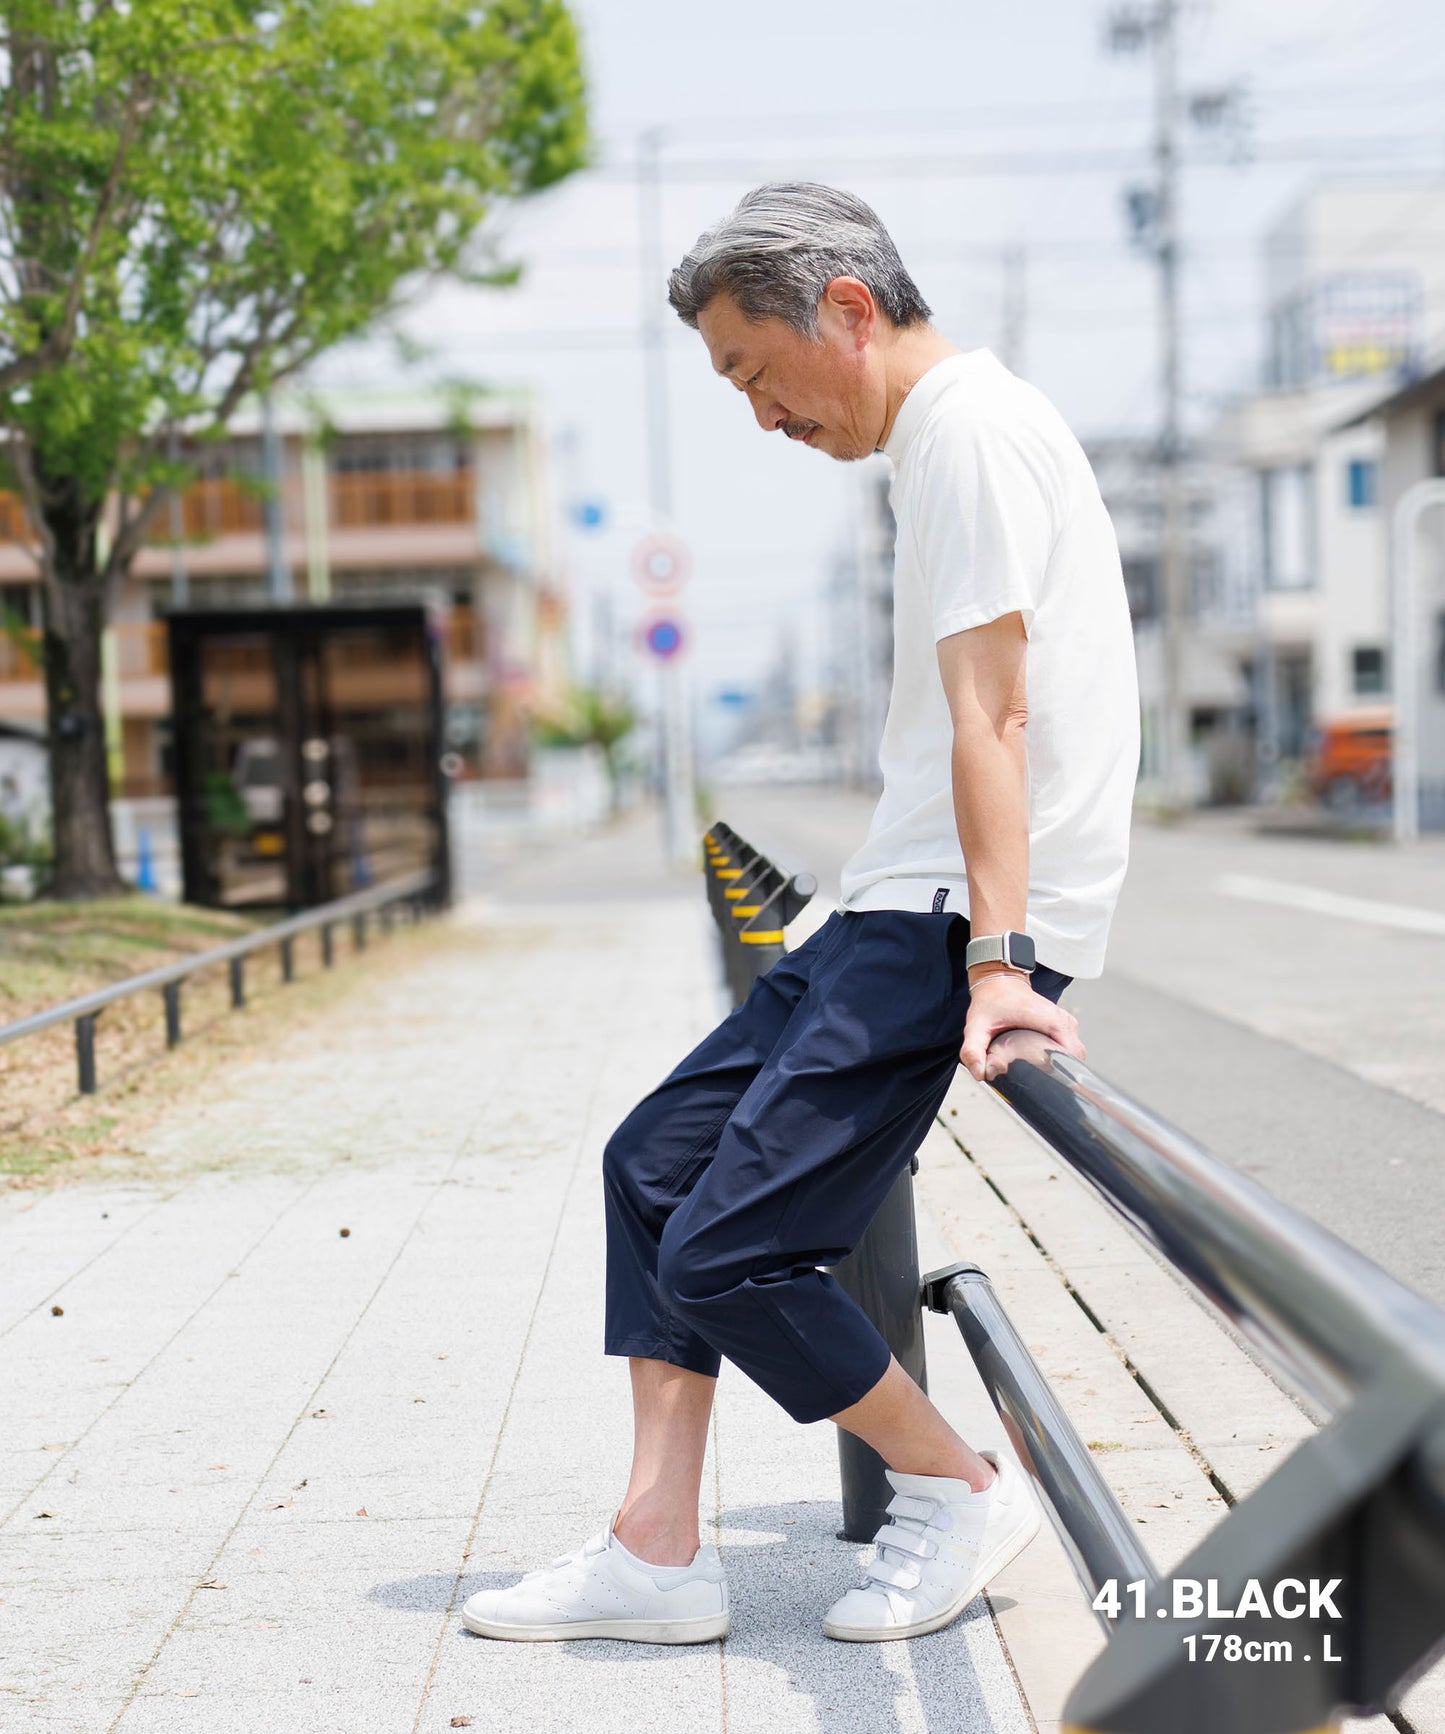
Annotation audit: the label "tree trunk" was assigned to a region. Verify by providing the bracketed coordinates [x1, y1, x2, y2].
[41, 486, 126, 901]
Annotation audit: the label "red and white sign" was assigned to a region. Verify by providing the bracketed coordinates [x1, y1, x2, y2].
[631, 532, 691, 596]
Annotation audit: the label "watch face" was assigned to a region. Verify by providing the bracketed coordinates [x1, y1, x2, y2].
[1008, 932, 1037, 972]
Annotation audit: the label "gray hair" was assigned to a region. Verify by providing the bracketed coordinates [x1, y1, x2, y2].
[667, 182, 931, 338]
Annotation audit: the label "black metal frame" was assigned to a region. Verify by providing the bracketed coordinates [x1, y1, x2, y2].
[926, 1030, 1445, 1734]
[166, 602, 451, 912]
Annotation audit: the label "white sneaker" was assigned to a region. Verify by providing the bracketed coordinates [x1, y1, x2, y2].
[461, 1514, 729, 1644]
[823, 1451, 1041, 1642]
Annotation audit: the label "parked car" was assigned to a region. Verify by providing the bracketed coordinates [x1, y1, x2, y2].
[1307, 709, 1392, 809]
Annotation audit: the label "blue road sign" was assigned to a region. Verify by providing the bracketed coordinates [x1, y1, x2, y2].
[641, 616, 686, 660]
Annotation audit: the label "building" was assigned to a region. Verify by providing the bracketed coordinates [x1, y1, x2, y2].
[0, 385, 567, 798]
[1085, 438, 1246, 802]
[1339, 359, 1445, 822]
[1201, 177, 1445, 798]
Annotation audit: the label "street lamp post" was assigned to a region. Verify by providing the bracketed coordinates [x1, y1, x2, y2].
[636, 128, 697, 866]
[1390, 478, 1445, 845]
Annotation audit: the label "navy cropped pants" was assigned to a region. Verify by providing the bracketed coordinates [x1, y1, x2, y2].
[602, 909, 1070, 1425]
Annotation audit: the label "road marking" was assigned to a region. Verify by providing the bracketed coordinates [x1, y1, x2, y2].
[1218, 872, 1445, 938]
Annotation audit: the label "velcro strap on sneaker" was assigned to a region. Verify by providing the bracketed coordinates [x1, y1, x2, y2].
[866, 1554, 923, 1591]
[872, 1522, 938, 1561]
[884, 1493, 939, 1523]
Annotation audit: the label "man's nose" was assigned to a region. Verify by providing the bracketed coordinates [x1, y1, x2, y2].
[749, 391, 787, 433]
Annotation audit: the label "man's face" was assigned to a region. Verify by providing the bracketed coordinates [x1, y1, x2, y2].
[696, 281, 886, 463]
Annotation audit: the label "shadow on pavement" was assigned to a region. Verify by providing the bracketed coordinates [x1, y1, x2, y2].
[372, 1498, 1020, 1734]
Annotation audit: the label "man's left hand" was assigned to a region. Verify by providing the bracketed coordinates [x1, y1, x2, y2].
[959, 971, 1085, 1082]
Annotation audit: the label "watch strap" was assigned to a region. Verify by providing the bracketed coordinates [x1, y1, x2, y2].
[965, 931, 1036, 973]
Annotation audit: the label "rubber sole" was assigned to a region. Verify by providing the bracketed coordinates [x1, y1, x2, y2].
[461, 1607, 730, 1644]
[822, 1503, 1042, 1643]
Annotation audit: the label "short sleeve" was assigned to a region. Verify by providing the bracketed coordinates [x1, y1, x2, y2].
[906, 418, 1056, 642]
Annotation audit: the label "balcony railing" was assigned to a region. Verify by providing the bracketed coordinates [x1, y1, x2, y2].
[0, 490, 30, 540]
[1, 609, 485, 688]
[329, 468, 473, 529]
[0, 467, 478, 554]
[180, 478, 266, 537]
[0, 624, 41, 681]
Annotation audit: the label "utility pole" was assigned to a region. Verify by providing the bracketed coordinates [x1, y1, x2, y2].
[261, 389, 293, 603]
[167, 428, 189, 609]
[1152, 2, 1188, 811]
[636, 127, 696, 865]
[1115, 0, 1186, 807]
[999, 246, 1028, 377]
[1109, 5, 1244, 808]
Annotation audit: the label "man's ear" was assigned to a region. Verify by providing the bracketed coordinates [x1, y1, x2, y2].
[821, 276, 876, 349]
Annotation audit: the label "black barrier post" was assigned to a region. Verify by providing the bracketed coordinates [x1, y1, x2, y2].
[703, 826, 919, 1546]
[831, 1156, 930, 1541]
[75, 1014, 97, 1094]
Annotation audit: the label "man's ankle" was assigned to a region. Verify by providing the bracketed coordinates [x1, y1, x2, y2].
[613, 1504, 701, 1567]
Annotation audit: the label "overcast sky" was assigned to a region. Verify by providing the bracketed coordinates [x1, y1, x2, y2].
[310, 0, 1445, 718]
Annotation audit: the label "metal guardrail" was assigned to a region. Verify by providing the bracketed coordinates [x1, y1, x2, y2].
[703, 823, 1445, 1732]
[0, 870, 442, 1094]
[924, 1029, 1445, 1734]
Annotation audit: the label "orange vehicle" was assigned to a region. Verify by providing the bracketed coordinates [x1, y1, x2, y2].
[1307, 708, 1393, 807]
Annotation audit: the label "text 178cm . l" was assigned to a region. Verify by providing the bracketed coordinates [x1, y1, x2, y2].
[1185, 1635, 1305, 1663]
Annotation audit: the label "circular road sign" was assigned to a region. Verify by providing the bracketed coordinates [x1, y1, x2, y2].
[638, 614, 687, 661]
[632, 532, 691, 596]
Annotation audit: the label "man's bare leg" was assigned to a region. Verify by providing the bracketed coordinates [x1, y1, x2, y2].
[830, 1356, 995, 1491]
[612, 1358, 717, 1566]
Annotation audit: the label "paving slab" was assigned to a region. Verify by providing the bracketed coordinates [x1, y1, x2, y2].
[0, 838, 1034, 1734]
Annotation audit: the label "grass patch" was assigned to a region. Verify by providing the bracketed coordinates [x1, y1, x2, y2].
[0, 895, 465, 1190]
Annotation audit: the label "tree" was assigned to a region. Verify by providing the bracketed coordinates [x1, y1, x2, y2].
[534, 685, 636, 816]
[0, 0, 588, 897]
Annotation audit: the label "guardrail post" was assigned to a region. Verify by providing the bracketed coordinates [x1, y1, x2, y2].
[280, 937, 294, 984]
[75, 1015, 97, 1094]
[832, 1156, 930, 1542]
[163, 982, 182, 1048]
[320, 922, 334, 968]
[229, 956, 245, 1009]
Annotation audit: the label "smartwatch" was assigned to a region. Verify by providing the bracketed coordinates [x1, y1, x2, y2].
[965, 931, 1036, 974]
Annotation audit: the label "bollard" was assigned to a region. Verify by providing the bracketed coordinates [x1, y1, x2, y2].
[280, 936, 294, 984]
[320, 922, 334, 968]
[75, 1014, 97, 1094]
[163, 982, 182, 1048]
[830, 1155, 929, 1541]
[229, 956, 245, 1009]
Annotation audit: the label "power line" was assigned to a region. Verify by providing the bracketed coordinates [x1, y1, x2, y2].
[593, 76, 1445, 148]
[578, 134, 1445, 182]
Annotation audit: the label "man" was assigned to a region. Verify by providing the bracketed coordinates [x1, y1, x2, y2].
[463, 183, 1139, 1646]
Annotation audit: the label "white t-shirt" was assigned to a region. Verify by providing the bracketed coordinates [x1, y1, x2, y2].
[838, 349, 1139, 979]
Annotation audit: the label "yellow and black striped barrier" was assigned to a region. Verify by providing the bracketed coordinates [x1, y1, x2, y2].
[701, 822, 816, 1007]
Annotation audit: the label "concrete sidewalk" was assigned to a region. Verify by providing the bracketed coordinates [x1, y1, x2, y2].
[0, 848, 1033, 1733]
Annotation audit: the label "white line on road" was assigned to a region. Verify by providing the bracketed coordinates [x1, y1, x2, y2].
[1218, 872, 1445, 938]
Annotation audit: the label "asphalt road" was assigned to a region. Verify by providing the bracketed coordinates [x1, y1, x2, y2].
[717, 783, 1445, 1307]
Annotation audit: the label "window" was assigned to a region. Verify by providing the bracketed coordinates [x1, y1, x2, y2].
[1345, 458, 1378, 510]
[1261, 465, 1314, 590]
[1351, 645, 1386, 696]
